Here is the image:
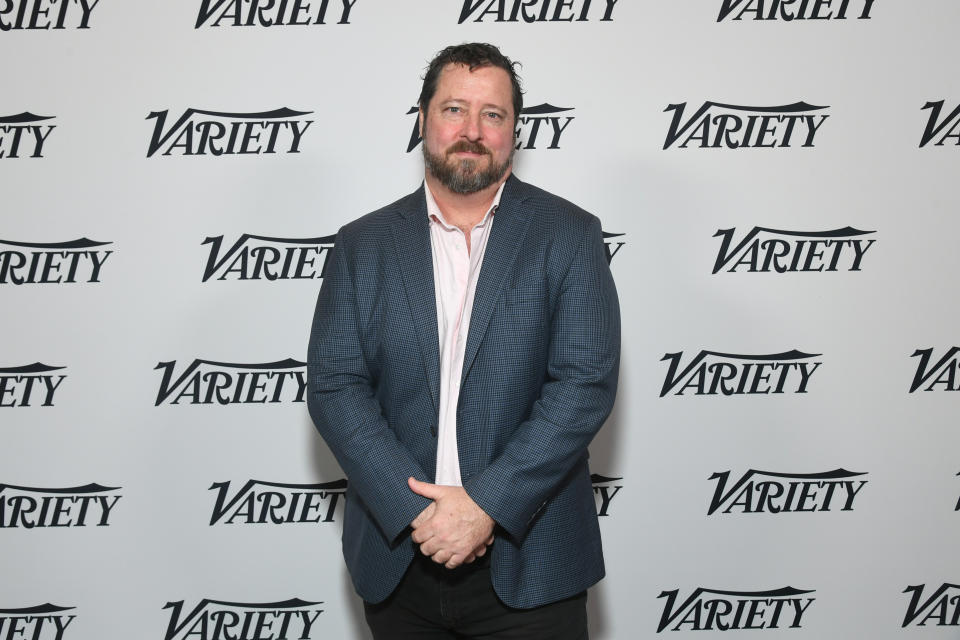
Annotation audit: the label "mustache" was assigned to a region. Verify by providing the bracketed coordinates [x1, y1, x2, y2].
[446, 141, 490, 156]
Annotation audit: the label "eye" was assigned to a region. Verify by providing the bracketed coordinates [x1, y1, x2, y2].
[446, 106, 461, 113]
[484, 111, 504, 122]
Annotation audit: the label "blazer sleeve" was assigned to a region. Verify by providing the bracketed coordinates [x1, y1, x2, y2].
[307, 227, 432, 544]
[463, 216, 621, 542]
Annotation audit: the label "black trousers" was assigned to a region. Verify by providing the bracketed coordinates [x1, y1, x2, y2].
[363, 552, 588, 640]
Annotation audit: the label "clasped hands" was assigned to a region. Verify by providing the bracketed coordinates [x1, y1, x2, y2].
[408, 477, 495, 570]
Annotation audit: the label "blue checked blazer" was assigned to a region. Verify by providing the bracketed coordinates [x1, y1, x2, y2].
[307, 175, 620, 609]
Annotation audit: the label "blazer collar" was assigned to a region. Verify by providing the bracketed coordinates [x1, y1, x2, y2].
[391, 186, 440, 412]
[390, 174, 535, 412]
[460, 175, 534, 384]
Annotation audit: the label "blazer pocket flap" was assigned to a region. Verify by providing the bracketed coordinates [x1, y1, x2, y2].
[503, 283, 546, 307]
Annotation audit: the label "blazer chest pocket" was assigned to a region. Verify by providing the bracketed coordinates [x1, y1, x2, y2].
[494, 283, 550, 353]
[502, 283, 547, 308]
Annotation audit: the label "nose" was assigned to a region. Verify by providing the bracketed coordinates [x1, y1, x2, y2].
[461, 111, 482, 141]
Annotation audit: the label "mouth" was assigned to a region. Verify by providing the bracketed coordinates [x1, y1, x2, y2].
[447, 142, 489, 158]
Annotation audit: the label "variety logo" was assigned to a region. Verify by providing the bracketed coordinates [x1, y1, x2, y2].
[0, 364, 66, 407]
[202, 234, 335, 282]
[458, 0, 619, 23]
[407, 103, 575, 152]
[209, 479, 347, 525]
[660, 350, 821, 397]
[0, 483, 121, 528]
[591, 474, 622, 517]
[154, 359, 306, 406]
[196, 0, 357, 27]
[146, 108, 313, 157]
[0, 113, 55, 158]
[657, 586, 815, 632]
[163, 599, 324, 640]
[919, 101, 960, 148]
[717, 0, 876, 21]
[0, 0, 99, 29]
[0, 238, 113, 284]
[0, 604, 76, 639]
[708, 469, 867, 515]
[603, 231, 625, 265]
[902, 584, 960, 627]
[909, 348, 960, 392]
[663, 101, 829, 149]
[713, 227, 875, 274]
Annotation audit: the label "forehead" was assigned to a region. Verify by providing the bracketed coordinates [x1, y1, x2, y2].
[432, 63, 513, 111]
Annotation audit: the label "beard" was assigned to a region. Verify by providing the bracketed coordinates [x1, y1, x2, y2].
[422, 129, 513, 195]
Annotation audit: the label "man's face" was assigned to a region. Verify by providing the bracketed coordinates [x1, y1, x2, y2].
[420, 63, 515, 194]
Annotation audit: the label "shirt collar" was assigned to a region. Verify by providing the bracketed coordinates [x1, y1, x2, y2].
[425, 180, 505, 231]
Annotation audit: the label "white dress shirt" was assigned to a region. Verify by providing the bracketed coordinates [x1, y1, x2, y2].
[425, 181, 506, 486]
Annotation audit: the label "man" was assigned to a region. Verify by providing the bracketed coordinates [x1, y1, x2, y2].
[308, 43, 620, 639]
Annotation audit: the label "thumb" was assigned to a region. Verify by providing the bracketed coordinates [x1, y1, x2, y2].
[408, 476, 441, 499]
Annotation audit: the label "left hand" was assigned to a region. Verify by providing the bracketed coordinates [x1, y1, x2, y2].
[408, 477, 495, 569]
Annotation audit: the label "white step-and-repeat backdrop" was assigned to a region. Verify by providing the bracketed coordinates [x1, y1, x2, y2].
[4, 1, 960, 638]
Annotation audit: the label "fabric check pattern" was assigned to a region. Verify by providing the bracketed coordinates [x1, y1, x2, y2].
[308, 175, 620, 608]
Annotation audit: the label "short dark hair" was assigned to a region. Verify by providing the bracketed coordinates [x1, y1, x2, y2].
[418, 43, 524, 124]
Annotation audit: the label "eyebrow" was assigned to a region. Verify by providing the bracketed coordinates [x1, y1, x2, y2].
[437, 99, 507, 113]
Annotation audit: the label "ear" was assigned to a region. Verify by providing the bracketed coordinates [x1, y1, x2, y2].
[418, 108, 425, 138]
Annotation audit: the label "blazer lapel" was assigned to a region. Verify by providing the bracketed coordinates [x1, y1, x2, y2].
[461, 176, 534, 384]
[391, 186, 440, 414]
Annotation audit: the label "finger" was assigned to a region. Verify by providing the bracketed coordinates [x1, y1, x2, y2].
[411, 528, 432, 544]
[445, 551, 468, 568]
[419, 539, 439, 557]
[474, 544, 487, 558]
[408, 477, 442, 500]
[432, 549, 452, 565]
[461, 553, 476, 565]
[410, 505, 434, 534]
[411, 503, 435, 530]
[486, 534, 495, 545]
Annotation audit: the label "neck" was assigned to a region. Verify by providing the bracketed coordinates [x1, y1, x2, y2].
[425, 169, 510, 230]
